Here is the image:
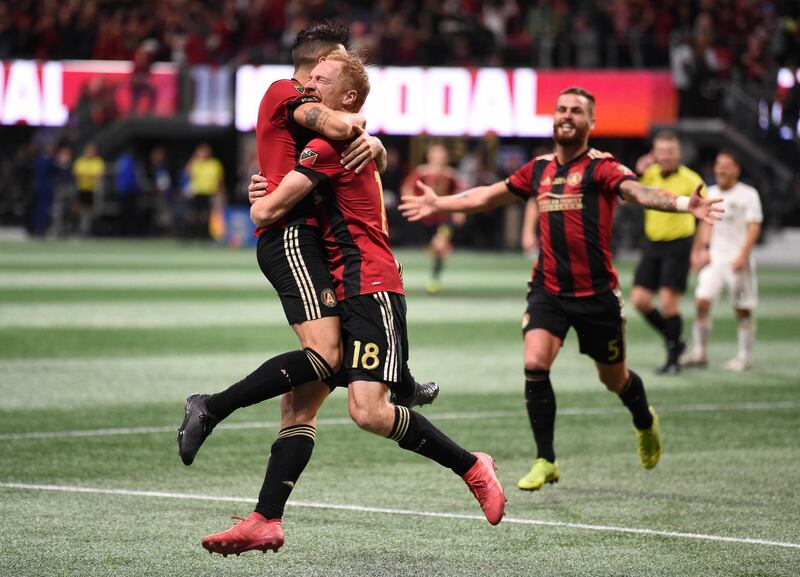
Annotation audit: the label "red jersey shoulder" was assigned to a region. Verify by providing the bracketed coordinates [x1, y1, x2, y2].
[298, 137, 341, 171]
[264, 78, 306, 103]
[506, 158, 538, 197]
[588, 148, 636, 192]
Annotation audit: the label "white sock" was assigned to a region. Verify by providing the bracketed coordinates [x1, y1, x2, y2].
[737, 317, 755, 362]
[693, 317, 711, 358]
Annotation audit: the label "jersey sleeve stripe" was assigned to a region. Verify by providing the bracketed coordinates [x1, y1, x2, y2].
[504, 177, 527, 199]
[295, 165, 329, 182]
[614, 175, 637, 197]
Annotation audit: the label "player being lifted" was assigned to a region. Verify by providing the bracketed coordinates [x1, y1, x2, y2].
[177, 21, 436, 556]
[400, 87, 723, 491]
[246, 51, 506, 530]
[682, 151, 763, 371]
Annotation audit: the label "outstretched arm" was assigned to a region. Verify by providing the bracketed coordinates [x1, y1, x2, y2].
[399, 180, 516, 222]
[619, 181, 724, 225]
[250, 170, 318, 227]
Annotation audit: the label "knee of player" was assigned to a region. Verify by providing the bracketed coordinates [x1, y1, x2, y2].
[630, 292, 650, 311]
[524, 356, 551, 372]
[348, 401, 388, 433]
[695, 299, 712, 317]
[348, 404, 377, 432]
[598, 370, 626, 392]
[305, 343, 342, 375]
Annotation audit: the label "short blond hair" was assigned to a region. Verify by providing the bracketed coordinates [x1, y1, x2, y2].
[324, 52, 371, 111]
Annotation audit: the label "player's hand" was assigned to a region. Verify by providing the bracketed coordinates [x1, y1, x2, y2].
[689, 184, 724, 225]
[691, 248, 710, 272]
[248, 173, 268, 204]
[341, 128, 381, 173]
[398, 181, 438, 222]
[452, 212, 466, 227]
[521, 230, 538, 253]
[635, 152, 655, 175]
[731, 253, 747, 272]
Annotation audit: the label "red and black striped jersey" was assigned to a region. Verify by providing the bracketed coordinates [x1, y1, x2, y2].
[506, 147, 637, 297]
[294, 137, 404, 300]
[254, 78, 320, 235]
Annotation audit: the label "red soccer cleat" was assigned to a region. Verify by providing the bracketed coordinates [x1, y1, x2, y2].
[462, 451, 507, 525]
[201, 512, 284, 556]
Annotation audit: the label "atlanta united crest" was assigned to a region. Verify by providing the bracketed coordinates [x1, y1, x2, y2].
[299, 148, 318, 165]
[321, 288, 337, 308]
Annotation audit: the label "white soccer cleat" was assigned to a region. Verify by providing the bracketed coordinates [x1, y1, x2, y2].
[722, 357, 751, 372]
[680, 351, 708, 369]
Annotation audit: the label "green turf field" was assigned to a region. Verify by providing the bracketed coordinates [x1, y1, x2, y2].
[1, 239, 798, 577]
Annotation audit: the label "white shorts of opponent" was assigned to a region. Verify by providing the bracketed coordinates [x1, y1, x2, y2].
[695, 262, 758, 310]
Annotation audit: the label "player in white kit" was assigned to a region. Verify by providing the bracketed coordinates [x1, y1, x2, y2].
[682, 151, 763, 371]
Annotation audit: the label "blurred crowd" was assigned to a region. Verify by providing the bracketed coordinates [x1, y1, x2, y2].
[7, 138, 229, 240]
[1, 0, 797, 77]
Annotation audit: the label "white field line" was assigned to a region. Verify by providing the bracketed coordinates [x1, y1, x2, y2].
[0, 481, 798, 551]
[1, 400, 798, 442]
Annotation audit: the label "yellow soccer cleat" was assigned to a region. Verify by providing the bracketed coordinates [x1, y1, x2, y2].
[517, 458, 560, 491]
[426, 278, 442, 294]
[636, 406, 662, 469]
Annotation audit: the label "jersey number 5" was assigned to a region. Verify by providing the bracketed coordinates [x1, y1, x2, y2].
[607, 339, 621, 362]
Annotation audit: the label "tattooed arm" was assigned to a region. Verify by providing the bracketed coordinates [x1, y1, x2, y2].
[619, 181, 724, 224]
[293, 102, 366, 140]
[619, 180, 683, 211]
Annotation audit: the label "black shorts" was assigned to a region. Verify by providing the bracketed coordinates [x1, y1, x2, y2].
[633, 236, 694, 293]
[189, 195, 213, 213]
[256, 225, 340, 325]
[78, 190, 94, 208]
[522, 285, 626, 364]
[422, 222, 452, 243]
[340, 291, 409, 389]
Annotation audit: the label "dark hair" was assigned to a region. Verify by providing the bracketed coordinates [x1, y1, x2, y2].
[653, 129, 680, 143]
[716, 149, 740, 166]
[291, 20, 350, 69]
[558, 86, 595, 116]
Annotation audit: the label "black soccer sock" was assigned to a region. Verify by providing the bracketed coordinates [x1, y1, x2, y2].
[432, 255, 444, 280]
[389, 406, 477, 476]
[206, 348, 332, 421]
[396, 364, 417, 399]
[643, 308, 667, 338]
[617, 370, 653, 430]
[663, 314, 683, 349]
[524, 369, 557, 463]
[255, 425, 316, 520]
